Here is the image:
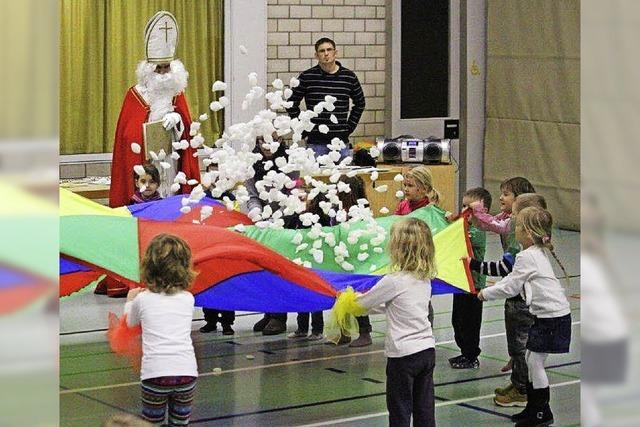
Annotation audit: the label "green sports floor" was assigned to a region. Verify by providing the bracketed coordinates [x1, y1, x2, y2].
[60, 230, 580, 426]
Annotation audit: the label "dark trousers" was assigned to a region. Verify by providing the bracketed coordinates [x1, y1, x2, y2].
[386, 348, 436, 427]
[268, 313, 287, 323]
[451, 293, 483, 359]
[356, 315, 372, 333]
[203, 308, 235, 326]
[505, 296, 535, 392]
[297, 311, 324, 334]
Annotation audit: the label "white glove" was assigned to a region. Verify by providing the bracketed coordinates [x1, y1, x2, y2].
[162, 112, 182, 130]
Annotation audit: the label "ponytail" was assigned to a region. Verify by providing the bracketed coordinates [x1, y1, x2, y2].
[546, 243, 570, 287]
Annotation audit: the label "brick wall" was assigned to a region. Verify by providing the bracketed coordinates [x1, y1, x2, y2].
[267, 0, 387, 144]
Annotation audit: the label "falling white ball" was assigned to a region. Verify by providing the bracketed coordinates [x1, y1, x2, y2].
[396, 190, 405, 198]
[133, 165, 146, 176]
[212, 80, 227, 91]
[318, 124, 329, 134]
[130, 142, 141, 154]
[239, 45, 248, 54]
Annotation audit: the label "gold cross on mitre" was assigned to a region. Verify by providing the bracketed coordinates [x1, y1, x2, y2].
[144, 11, 179, 64]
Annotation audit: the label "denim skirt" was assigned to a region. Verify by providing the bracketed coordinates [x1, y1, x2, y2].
[526, 313, 571, 353]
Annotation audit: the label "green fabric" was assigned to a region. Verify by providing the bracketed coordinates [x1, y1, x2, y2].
[468, 224, 487, 289]
[243, 205, 451, 275]
[60, 215, 140, 282]
[60, 0, 224, 154]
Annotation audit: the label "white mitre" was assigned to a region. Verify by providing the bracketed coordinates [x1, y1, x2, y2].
[144, 11, 179, 63]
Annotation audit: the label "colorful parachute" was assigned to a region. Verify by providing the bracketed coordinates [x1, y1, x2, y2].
[60, 188, 475, 312]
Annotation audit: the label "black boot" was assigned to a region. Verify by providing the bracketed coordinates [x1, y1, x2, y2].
[253, 315, 270, 332]
[515, 387, 553, 427]
[511, 382, 533, 422]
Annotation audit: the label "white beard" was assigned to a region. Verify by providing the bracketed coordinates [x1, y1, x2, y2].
[135, 60, 189, 121]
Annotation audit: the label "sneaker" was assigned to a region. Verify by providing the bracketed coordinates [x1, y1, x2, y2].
[448, 354, 466, 367]
[307, 333, 324, 341]
[495, 382, 515, 396]
[288, 330, 308, 339]
[262, 318, 286, 335]
[253, 316, 270, 332]
[222, 325, 235, 335]
[494, 386, 528, 407]
[450, 356, 480, 369]
[349, 333, 372, 347]
[199, 323, 217, 333]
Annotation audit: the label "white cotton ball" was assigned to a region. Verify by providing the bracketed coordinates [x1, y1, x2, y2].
[293, 258, 303, 265]
[318, 124, 329, 134]
[360, 244, 369, 251]
[324, 95, 337, 104]
[379, 207, 390, 215]
[241, 100, 249, 110]
[375, 185, 388, 193]
[248, 72, 258, 87]
[181, 197, 190, 207]
[160, 161, 171, 170]
[324, 233, 336, 247]
[233, 224, 246, 233]
[303, 261, 312, 268]
[187, 179, 199, 186]
[296, 243, 309, 253]
[330, 114, 338, 124]
[324, 103, 335, 112]
[246, 354, 255, 360]
[212, 81, 227, 91]
[139, 185, 147, 193]
[329, 173, 341, 183]
[264, 160, 273, 171]
[171, 151, 181, 160]
[157, 149, 167, 160]
[371, 170, 379, 181]
[346, 170, 358, 178]
[283, 88, 293, 99]
[272, 79, 284, 90]
[190, 122, 201, 135]
[335, 209, 347, 223]
[179, 140, 190, 150]
[256, 221, 270, 229]
[337, 181, 351, 193]
[341, 261, 354, 271]
[262, 205, 273, 219]
[180, 206, 192, 214]
[130, 142, 141, 154]
[200, 205, 214, 217]
[313, 103, 325, 114]
[192, 219, 201, 224]
[239, 45, 248, 54]
[219, 96, 230, 107]
[370, 146, 380, 158]
[212, 367, 222, 375]
[394, 174, 404, 182]
[199, 113, 209, 122]
[172, 141, 182, 150]
[170, 182, 181, 193]
[282, 100, 293, 109]
[373, 247, 384, 254]
[292, 233, 303, 245]
[290, 77, 300, 88]
[210, 101, 223, 112]
[369, 264, 377, 272]
[357, 252, 369, 262]
[133, 165, 146, 176]
[312, 239, 323, 249]
[312, 250, 324, 264]
[275, 156, 287, 169]
[396, 190, 405, 198]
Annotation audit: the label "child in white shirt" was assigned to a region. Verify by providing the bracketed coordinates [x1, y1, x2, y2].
[124, 234, 198, 426]
[479, 207, 571, 427]
[354, 217, 437, 427]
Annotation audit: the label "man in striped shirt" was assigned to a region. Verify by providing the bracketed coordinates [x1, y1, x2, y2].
[286, 37, 366, 157]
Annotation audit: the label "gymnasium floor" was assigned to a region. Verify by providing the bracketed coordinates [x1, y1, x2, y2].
[60, 230, 581, 426]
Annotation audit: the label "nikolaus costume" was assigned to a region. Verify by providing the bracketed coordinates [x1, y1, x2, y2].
[109, 11, 200, 208]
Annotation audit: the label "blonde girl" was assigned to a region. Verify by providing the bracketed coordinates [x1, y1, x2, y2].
[355, 217, 437, 427]
[395, 165, 441, 215]
[479, 207, 571, 426]
[125, 234, 198, 426]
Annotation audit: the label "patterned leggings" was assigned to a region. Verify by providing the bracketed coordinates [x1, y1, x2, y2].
[141, 376, 197, 426]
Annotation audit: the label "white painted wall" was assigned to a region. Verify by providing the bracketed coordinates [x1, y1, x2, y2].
[224, 0, 268, 127]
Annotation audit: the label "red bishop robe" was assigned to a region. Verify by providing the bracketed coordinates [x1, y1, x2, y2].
[109, 87, 200, 208]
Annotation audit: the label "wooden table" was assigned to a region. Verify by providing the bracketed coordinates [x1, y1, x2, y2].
[314, 163, 456, 217]
[60, 180, 110, 201]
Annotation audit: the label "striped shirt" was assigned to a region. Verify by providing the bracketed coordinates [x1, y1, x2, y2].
[286, 61, 366, 144]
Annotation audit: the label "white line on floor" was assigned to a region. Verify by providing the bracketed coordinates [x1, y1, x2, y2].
[60, 321, 580, 395]
[297, 380, 581, 426]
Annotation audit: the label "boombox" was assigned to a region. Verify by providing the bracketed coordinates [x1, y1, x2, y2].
[375, 136, 451, 164]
